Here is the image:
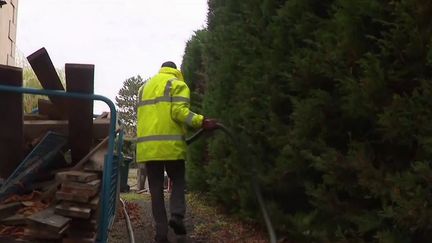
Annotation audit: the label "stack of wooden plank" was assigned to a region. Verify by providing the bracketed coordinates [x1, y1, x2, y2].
[55, 171, 101, 243]
[0, 47, 115, 242]
[0, 163, 106, 242]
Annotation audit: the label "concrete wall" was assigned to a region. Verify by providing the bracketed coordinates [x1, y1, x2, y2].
[0, 0, 18, 66]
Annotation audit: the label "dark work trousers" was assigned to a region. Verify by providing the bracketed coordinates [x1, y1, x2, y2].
[146, 160, 186, 239]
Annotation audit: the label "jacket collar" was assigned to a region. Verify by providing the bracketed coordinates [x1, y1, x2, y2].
[159, 67, 184, 81]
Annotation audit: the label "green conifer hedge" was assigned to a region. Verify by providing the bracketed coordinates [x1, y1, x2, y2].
[182, 1, 432, 242]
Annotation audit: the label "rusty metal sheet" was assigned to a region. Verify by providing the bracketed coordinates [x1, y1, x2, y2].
[0, 64, 23, 179]
[65, 63, 94, 163]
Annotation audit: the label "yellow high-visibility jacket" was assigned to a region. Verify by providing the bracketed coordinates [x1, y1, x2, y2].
[136, 67, 203, 163]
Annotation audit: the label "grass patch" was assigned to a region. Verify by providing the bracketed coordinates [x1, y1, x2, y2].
[120, 192, 150, 201]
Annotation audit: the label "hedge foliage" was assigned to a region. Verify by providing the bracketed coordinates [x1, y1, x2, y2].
[181, 1, 432, 242]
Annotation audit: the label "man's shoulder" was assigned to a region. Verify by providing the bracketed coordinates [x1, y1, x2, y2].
[171, 79, 189, 91]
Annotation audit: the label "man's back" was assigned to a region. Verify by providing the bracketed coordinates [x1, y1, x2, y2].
[135, 62, 218, 243]
[136, 66, 202, 163]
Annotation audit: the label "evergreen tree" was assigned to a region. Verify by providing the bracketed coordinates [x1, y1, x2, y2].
[182, 30, 211, 191]
[115, 75, 145, 137]
[183, 0, 432, 242]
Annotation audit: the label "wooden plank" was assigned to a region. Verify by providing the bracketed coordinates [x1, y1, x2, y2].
[55, 202, 92, 219]
[55, 172, 100, 204]
[65, 63, 94, 163]
[0, 64, 23, 179]
[60, 196, 100, 211]
[27, 47, 66, 114]
[84, 142, 108, 172]
[23, 119, 110, 142]
[27, 207, 70, 232]
[56, 171, 98, 183]
[0, 236, 32, 243]
[0, 202, 23, 219]
[24, 224, 68, 240]
[55, 191, 92, 203]
[37, 99, 64, 120]
[41, 138, 108, 201]
[60, 187, 99, 199]
[23, 113, 49, 120]
[0, 214, 27, 226]
[64, 179, 101, 188]
[61, 179, 101, 196]
[88, 196, 100, 210]
[95, 112, 109, 120]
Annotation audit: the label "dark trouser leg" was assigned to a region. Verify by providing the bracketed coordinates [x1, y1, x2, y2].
[146, 162, 168, 240]
[165, 160, 186, 219]
[137, 163, 147, 191]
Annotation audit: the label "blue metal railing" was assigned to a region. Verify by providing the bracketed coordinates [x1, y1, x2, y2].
[0, 85, 120, 243]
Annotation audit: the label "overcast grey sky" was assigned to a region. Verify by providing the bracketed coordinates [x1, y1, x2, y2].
[16, 0, 208, 113]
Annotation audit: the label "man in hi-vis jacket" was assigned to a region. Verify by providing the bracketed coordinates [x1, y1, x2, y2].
[136, 61, 217, 243]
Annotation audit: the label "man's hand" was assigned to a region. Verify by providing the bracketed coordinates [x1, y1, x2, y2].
[202, 118, 219, 130]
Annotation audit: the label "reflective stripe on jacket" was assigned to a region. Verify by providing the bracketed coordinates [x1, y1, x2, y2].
[136, 67, 204, 162]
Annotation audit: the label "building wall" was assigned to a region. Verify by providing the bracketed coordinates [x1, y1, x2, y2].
[0, 0, 18, 66]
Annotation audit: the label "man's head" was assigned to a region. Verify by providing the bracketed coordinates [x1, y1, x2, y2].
[161, 61, 177, 69]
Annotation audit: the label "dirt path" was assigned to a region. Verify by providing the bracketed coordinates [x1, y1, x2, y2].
[109, 169, 209, 243]
[108, 192, 209, 243]
[108, 169, 269, 243]
[109, 192, 270, 243]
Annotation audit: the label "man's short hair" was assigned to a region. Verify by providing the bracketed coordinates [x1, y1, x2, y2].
[161, 61, 177, 69]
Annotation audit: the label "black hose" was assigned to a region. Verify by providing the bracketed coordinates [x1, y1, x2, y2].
[186, 128, 205, 145]
[189, 123, 278, 243]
